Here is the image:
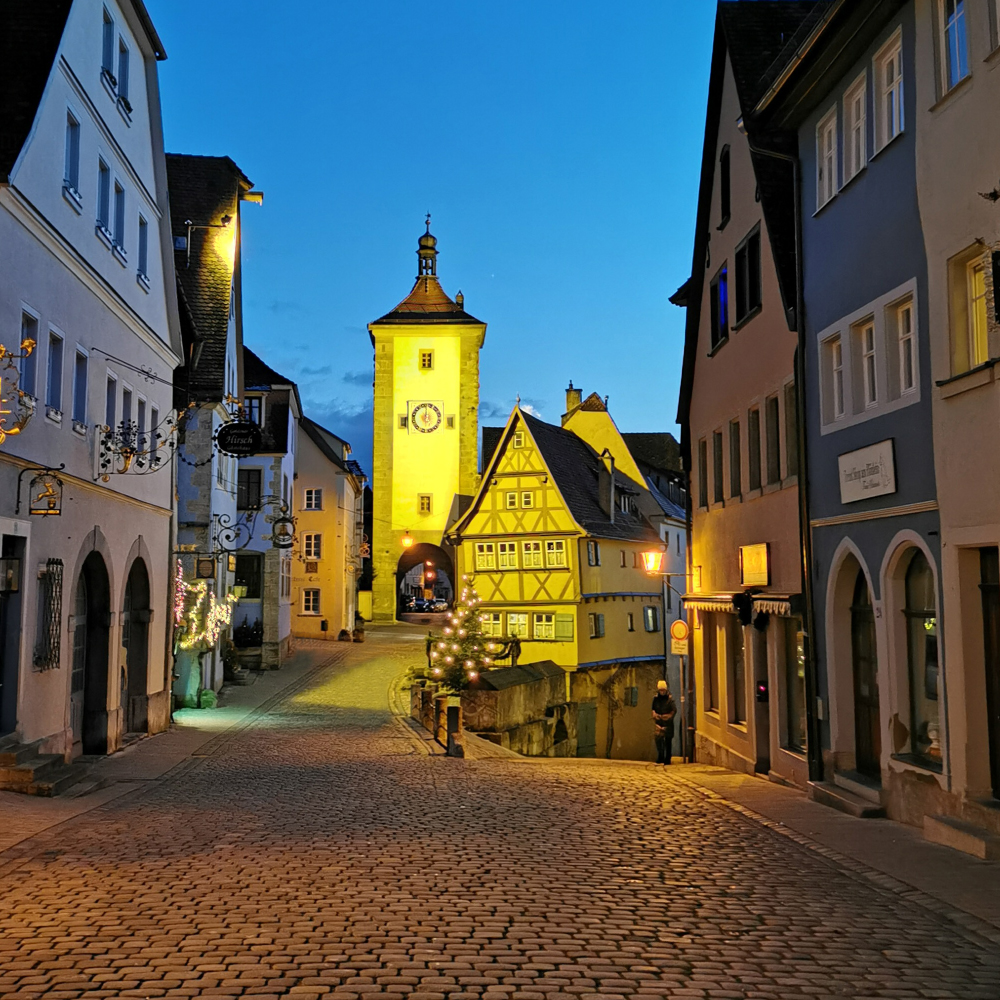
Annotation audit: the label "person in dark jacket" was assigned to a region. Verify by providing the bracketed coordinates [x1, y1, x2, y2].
[651, 679, 676, 765]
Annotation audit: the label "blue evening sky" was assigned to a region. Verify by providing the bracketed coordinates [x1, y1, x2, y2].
[146, 0, 716, 473]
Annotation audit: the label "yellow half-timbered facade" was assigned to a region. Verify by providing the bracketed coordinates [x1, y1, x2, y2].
[450, 405, 669, 758]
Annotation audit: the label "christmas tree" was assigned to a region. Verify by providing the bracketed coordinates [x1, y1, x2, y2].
[428, 576, 498, 691]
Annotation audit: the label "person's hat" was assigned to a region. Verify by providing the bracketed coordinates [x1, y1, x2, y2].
[657, 679, 668, 692]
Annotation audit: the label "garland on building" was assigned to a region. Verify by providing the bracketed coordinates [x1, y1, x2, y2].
[429, 576, 499, 691]
[173, 562, 237, 651]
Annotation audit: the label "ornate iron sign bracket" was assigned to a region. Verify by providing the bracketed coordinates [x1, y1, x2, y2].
[15, 464, 66, 516]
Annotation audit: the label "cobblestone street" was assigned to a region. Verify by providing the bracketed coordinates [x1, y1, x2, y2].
[1, 630, 998, 1000]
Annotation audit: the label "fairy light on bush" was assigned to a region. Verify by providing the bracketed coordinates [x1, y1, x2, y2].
[427, 577, 495, 691]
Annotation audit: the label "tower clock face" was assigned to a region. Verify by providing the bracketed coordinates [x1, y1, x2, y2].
[410, 402, 442, 433]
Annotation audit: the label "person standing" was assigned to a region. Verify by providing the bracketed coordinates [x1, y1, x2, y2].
[651, 679, 676, 765]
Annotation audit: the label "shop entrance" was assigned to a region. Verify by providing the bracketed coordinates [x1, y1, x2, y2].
[979, 548, 1000, 799]
[850, 569, 881, 780]
[71, 553, 111, 756]
[122, 558, 151, 735]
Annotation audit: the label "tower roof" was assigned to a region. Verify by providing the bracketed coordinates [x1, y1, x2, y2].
[371, 221, 484, 326]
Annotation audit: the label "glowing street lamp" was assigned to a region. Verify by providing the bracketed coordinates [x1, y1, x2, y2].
[401, 531, 414, 549]
[641, 549, 665, 575]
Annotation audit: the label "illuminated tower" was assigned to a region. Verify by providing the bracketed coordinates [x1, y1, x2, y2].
[368, 221, 486, 621]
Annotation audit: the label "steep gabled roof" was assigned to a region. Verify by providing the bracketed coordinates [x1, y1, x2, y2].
[0, 1, 72, 182]
[299, 415, 349, 473]
[621, 433, 681, 475]
[480, 426, 504, 473]
[374, 274, 483, 325]
[244, 346, 293, 389]
[167, 154, 251, 402]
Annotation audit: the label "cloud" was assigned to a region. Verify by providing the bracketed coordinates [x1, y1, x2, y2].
[301, 397, 374, 476]
[520, 403, 541, 417]
[298, 365, 333, 376]
[478, 400, 510, 421]
[342, 370, 372, 386]
[266, 299, 302, 314]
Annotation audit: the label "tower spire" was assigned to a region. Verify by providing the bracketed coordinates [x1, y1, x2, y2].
[417, 216, 438, 277]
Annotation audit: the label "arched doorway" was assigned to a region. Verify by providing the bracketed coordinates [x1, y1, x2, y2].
[850, 568, 880, 779]
[71, 553, 111, 756]
[122, 558, 151, 735]
[395, 543, 454, 615]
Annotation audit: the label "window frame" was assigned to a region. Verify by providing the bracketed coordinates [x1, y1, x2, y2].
[112, 176, 126, 253]
[718, 144, 731, 229]
[481, 612, 503, 637]
[522, 540, 543, 569]
[234, 552, 264, 600]
[712, 429, 724, 503]
[843, 72, 867, 185]
[709, 263, 729, 351]
[874, 29, 904, 153]
[46, 330, 64, 413]
[697, 437, 708, 508]
[418, 493, 432, 515]
[545, 539, 567, 569]
[102, 7, 115, 76]
[588, 612, 605, 639]
[747, 408, 762, 492]
[728, 418, 741, 498]
[104, 372, 117, 430]
[303, 533, 322, 560]
[505, 491, 518, 510]
[137, 215, 149, 283]
[302, 588, 321, 615]
[643, 605, 660, 633]
[72, 347, 88, 426]
[733, 225, 762, 326]
[237, 467, 263, 511]
[475, 542, 497, 571]
[19, 310, 39, 398]
[816, 106, 838, 211]
[117, 35, 130, 102]
[97, 158, 111, 234]
[587, 540, 600, 567]
[939, 0, 970, 94]
[498, 541, 518, 571]
[968, 257, 989, 370]
[858, 319, 878, 408]
[507, 612, 528, 638]
[520, 491, 534, 509]
[897, 300, 916, 395]
[304, 488, 323, 510]
[64, 109, 81, 198]
[419, 349, 434, 370]
[533, 613, 556, 640]
[765, 395, 780, 486]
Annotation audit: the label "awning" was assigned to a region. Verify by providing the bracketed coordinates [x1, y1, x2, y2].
[681, 593, 799, 617]
[681, 594, 734, 613]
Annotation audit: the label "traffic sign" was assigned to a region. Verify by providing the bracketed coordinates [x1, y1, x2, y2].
[670, 619, 689, 642]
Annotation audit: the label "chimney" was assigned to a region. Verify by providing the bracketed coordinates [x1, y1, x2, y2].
[563, 380, 582, 425]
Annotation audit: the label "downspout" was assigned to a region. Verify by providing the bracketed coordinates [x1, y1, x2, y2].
[746, 138, 823, 783]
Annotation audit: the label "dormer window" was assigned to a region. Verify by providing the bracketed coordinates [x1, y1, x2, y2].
[246, 395, 263, 425]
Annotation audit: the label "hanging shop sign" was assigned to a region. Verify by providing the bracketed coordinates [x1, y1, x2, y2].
[29, 472, 63, 516]
[216, 421, 263, 457]
[271, 516, 295, 549]
[739, 543, 771, 587]
[838, 439, 896, 504]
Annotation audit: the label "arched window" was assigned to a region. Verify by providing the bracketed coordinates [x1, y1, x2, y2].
[904, 550, 940, 767]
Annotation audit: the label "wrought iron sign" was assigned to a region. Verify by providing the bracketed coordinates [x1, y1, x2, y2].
[97, 411, 179, 481]
[216, 420, 263, 458]
[0, 337, 36, 446]
[15, 465, 66, 516]
[212, 494, 295, 556]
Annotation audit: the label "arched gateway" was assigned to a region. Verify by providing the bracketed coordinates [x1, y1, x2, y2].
[396, 543, 454, 615]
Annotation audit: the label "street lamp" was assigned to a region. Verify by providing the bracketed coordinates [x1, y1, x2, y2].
[401, 531, 414, 549]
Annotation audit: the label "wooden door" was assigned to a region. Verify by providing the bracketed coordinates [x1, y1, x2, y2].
[980, 548, 1000, 799]
[69, 575, 87, 752]
[576, 702, 597, 757]
[851, 570, 881, 780]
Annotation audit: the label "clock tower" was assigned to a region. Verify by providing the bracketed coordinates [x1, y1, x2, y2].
[368, 222, 486, 621]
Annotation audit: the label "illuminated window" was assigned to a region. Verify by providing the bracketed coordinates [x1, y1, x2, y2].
[521, 492, 534, 509]
[304, 488, 323, 510]
[419, 350, 434, 370]
[505, 492, 518, 509]
[969, 260, 989, 368]
[588, 612, 605, 638]
[481, 612, 503, 637]
[627, 612, 635, 632]
[303, 533, 322, 560]
[710, 265, 728, 349]
[523, 541, 543, 568]
[475, 543, 496, 571]
[418, 494, 432, 515]
[534, 613, 555, 639]
[949, 247, 990, 374]
[303, 589, 320, 614]
[507, 612, 528, 637]
[498, 542, 518, 570]
[545, 540, 567, 568]
[644, 606, 660, 632]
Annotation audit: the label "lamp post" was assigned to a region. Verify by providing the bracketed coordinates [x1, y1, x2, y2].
[642, 547, 693, 763]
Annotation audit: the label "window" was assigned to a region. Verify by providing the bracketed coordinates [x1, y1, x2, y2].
[507, 612, 528, 638]
[534, 613, 555, 639]
[523, 541, 543, 568]
[475, 543, 496, 571]
[627, 612, 635, 632]
[113, 180, 125, 250]
[713, 430, 724, 503]
[765, 395, 780, 485]
[280, 555, 291, 600]
[949, 248, 990, 374]
[897, 301, 916, 394]
[785, 620, 807, 752]
[446, 415, 455, 429]
[619, 550, 626, 568]
[521, 492, 534, 509]
[237, 468, 262, 510]
[245, 396, 262, 425]
[19, 313, 38, 396]
[748, 408, 761, 491]
[234, 553, 263, 600]
[827, 336, 846, 419]
[417, 493, 432, 515]
[498, 542, 518, 570]
[587, 540, 600, 566]
[734, 227, 761, 324]
[729, 419, 741, 498]
[555, 613, 574, 640]
[875, 32, 903, 151]
[102, 8, 115, 75]
[46, 332, 63, 411]
[706, 614, 721, 712]
[784, 381, 799, 478]
[419, 350, 433, 370]
[816, 108, 837, 209]
[149, 406, 159, 460]
[643, 606, 660, 632]
[969, 259, 989, 369]
[136, 397, 145, 449]
[505, 491, 518, 509]
[588, 612, 605, 638]
[709, 265, 729, 349]
[303, 533, 322, 560]
[990, 0, 1000, 51]
[858, 320, 878, 407]
[105, 374, 116, 429]
[512, 431, 525, 448]
[117, 38, 129, 101]
[545, 540, 567, 568]
[843, 74, 867, 184]
[97, 159, 111, 231]
[304, 489, 323, 510]
[64, 112, 80, 193]
[121, 385, 131, 426]
[138, 216, 148, 280]
[72, 351, 88, 425]
[481, 612, 503, 637]
[941, 0, 969, 91]
[729, 615, 746, 725]
[719, 145, 731, 227]
[905, 550, 940, 766]
[303, 589, 320, 615]
[698, 438, 708, 508]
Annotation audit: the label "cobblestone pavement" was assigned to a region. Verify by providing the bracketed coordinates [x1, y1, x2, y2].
[1, 630, 998, 1000]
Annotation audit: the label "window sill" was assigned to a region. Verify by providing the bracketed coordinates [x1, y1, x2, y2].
[45, 406, 62, 424]
[890, 752, 943, 775]
[63, 184, 83, 214]
[813, 192, 837, 218]
[871, 128, 904, 161]
[929, 73, 972, 112]
[762, 480, 782, 495]
[117, 98, 133, 126]
[840, 163, 866, 192]
[986, 44, 1000, 68]
[727, 493, 743, 504]
[781, 474, 799, 490]
[707, 336, 729, 358]
[112, 244, 128, 267]
[745, 487, 763, 501]
[732, 305, 762, 332]
[101, 68, 118, 102]
[72, 420, 87, 436]
[136, 271, 150, 293]
[95, 225, 114, 250]
[936, 358, 997, 398]
[728, 721, 748, 735]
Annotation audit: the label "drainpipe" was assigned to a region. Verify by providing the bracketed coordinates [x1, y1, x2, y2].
[746, 137, 823, 784]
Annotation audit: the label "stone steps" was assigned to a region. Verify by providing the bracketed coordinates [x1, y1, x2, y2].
[808, 780, 886, 818]
[0, 739, 90, 797]
[924, 814, 1000, 860]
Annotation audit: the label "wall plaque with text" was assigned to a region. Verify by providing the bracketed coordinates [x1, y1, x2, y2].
[838, 439, 896, 504]
[740, 543, 770, 587]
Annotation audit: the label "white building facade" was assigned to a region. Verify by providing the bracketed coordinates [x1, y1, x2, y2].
[0, 0, 181, 761]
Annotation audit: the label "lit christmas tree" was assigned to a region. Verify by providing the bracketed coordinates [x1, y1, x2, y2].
[428, 576, 498, 691]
